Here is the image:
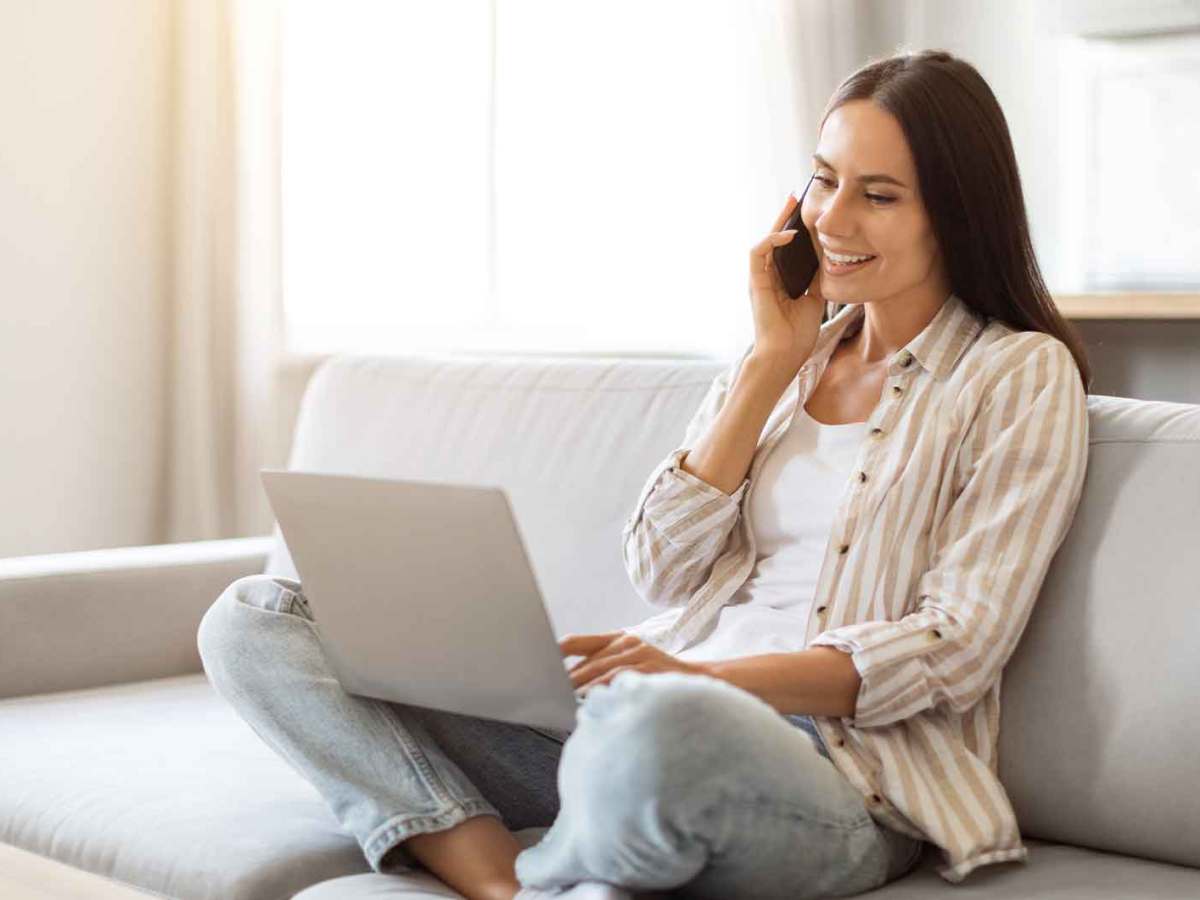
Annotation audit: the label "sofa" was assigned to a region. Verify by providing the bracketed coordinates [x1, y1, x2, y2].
[2, 351, 1199, 900]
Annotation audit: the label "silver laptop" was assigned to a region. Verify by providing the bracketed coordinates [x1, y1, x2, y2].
[259, 469, 585, 734]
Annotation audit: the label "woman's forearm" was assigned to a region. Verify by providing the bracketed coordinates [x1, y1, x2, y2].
[697, 647, 862, 718]
[680, 353, 797, 496]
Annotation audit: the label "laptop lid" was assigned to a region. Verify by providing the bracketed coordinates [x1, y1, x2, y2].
[259, 469, 581, 732]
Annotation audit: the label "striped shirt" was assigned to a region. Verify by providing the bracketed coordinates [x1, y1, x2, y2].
[620, 291, 1090, 884]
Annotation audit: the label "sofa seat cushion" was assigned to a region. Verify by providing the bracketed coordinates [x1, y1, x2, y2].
[294, 840, 1200, 900]
[0, 674, 373, 900]
[4, 674, 1200, 900]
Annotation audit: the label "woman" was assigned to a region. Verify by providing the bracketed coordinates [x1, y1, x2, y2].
[198, 50, 1090, 900]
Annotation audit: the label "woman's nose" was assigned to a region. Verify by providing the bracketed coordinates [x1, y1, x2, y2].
[813, 188, 857, 239]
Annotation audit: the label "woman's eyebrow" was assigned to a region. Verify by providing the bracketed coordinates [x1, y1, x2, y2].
[812, 153, 908, 189]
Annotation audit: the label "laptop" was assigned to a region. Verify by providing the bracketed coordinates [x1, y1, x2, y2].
[259, 469, 586, 734]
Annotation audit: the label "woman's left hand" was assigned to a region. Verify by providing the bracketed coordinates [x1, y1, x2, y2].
[560, 631, 709, 696]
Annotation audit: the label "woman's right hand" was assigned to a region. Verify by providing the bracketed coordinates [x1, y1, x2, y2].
[748, 192, 825, 377]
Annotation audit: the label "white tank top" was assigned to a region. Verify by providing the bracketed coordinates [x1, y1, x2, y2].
[666, 405, 870, 664]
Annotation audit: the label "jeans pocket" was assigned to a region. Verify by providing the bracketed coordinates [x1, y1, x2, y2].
[269, 578, 314, 621]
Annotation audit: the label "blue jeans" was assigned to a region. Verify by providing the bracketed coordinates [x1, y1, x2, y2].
[197, 574, 925, 899]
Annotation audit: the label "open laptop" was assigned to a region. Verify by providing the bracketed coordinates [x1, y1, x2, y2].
[259, 469, 586, 734]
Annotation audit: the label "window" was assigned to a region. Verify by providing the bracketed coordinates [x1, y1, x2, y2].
[1056, 31, 1200, 291]
[281, 1, 766, 358]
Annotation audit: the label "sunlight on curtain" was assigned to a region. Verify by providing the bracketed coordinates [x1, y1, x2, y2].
[281, 0, 795, 359]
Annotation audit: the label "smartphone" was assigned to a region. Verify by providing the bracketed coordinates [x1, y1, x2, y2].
[771, 174, 820, 300]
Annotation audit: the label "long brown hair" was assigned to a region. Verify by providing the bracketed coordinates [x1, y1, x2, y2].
[816, 49, 1093, 391]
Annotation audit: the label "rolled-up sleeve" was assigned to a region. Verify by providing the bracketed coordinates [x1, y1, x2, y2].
[622, 345, 754, 609]
[809, 336, 1090, 729]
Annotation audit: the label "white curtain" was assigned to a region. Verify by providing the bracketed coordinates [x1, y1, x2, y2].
[165, 0, 284, 542]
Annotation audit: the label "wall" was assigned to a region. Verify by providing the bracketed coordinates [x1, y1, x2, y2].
[0, 1, 172, 557]
[1075, 321, 1200, 405]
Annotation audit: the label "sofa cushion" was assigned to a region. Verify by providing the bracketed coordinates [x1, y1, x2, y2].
[294, 840, 1200, 900]
[0, 674, 372, 900]
[263, 353, 732, 641]
[3, 672, 1199, 900]
[997, 395, 1200, 867]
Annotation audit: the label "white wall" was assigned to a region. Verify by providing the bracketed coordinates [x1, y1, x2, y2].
[0, 1, 172, 557]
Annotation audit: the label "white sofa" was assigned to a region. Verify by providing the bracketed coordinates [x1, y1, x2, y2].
[2, 352, 1199, 900]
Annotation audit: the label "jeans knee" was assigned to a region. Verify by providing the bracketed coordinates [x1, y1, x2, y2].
[197, 574, 307, 688]
[565, 671, 757, 815]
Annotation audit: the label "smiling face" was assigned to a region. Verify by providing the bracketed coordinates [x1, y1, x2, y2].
[800, 99, 948, 308]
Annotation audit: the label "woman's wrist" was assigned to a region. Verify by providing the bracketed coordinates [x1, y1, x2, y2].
[742, 351, 803, 395]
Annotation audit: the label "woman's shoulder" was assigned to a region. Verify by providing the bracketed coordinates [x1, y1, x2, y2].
[966, 320, 1073, 378]
[952, 323, 1083, 436]
[973, 317, 1063, 349]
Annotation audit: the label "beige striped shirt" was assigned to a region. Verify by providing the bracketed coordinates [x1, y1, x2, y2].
[620, 291, 1090, 883]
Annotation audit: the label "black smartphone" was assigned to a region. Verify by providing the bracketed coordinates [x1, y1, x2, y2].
[771, 174, 820, 300]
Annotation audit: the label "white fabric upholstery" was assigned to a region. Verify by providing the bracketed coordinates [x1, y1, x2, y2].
[997, 395, 1200, 866]
[0, 536, 273, 699]
[293, 843, 1200, 900]
[2, 353, 1198, 899]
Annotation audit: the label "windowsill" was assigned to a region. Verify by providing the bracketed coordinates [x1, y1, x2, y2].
[1053, 292, 1200, 319]
[277, 292, 1200, 372]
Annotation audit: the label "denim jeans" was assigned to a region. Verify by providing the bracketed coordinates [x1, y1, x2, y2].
[197, 574, 925, 899]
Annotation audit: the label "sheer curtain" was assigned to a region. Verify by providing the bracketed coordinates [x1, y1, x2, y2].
[165, 0, 284, 542]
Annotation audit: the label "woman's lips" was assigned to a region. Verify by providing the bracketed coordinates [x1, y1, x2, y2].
[822, 254, 876, 276]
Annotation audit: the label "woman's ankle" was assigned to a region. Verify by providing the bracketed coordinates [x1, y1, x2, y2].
[400, 813, 524, 900]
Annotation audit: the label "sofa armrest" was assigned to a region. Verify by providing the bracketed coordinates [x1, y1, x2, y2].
[0, 536, 273, 700]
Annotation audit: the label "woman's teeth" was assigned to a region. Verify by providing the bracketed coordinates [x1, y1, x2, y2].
[824, 251, 876, 273]
[827, 251, 874, 264]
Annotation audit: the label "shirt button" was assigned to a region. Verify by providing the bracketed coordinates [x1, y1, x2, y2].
[816, 605, 827, 614]
[870, 427, 883, 436]
[892, 385, 903, 395]
[836, 738, 846, 747]
[930, 629, 942, 640]
[839, 544, 849, 554]
[858, 471, 867, 483]
[902, 354, 913, 367]
[870, 794, 882, 804]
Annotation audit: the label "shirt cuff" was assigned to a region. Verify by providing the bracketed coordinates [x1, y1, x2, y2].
[809, 620, 941, 729]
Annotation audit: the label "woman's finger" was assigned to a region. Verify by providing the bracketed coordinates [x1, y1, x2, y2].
[749, 228, 801, 266]
[569, 633, 637, 669]
[569, 645, 644, 689]
[558, 631, 624, 658]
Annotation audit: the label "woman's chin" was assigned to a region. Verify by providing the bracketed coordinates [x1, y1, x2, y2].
[820, 274, 874, 304]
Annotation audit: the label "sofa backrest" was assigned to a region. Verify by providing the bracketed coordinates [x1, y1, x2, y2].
[266, 353, 1200, 869]
[264, 353, 729, 638]
[997, 392, 1200, 869]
